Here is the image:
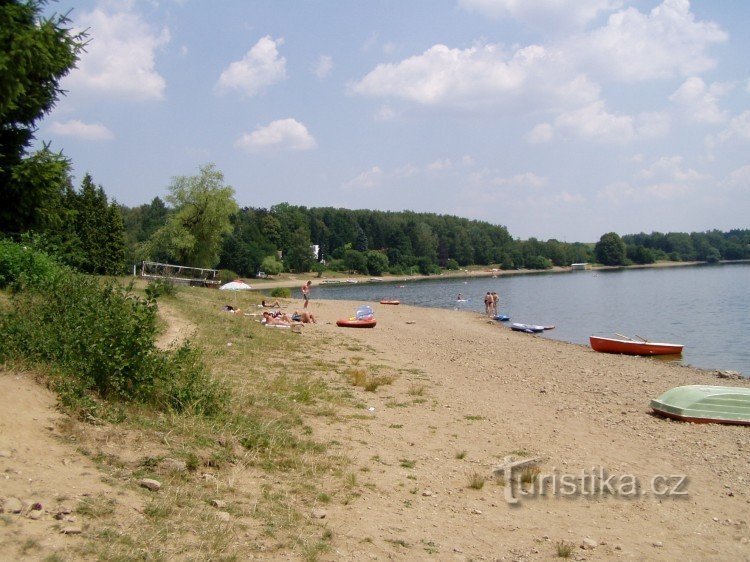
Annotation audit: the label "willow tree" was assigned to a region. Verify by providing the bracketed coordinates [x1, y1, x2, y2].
[148, 164, 238, 268]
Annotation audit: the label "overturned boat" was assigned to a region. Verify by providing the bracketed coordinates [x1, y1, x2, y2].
[651, 385, 750, 425]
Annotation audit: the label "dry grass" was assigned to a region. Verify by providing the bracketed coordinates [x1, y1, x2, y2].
[467, 471, 485, 490]
[345, 367, 396, 392]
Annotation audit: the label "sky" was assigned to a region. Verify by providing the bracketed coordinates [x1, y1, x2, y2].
[38, 0, 750, 242]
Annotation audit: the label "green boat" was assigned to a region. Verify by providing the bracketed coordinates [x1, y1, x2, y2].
[651, 385, 750, 425]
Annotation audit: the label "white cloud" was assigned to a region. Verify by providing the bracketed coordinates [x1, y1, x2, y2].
[570, 0, 728, 82]
[374, 105, 396, 121]
[427, 158, 453, 172]
[351, 42, 596, 111]
[394, 164, 419, 178]
[64, 8, 169, 101]
[554, 101, 634, 142]
[636, 155, 709, 183]
[343, 166, 383, 189]
[235, 118, 316, 152]
[602, 154, 709, 203]
[492, 172, 548, 188]
[669, 77, 728, 124]
[727, 165, 750, 188]
[725, 111, 750, 140]
[313, 55, 333, 79]
[48, 119, 114, 140]
[216, 36, 287, 96]
[526, 123, 554, 143]
[635, 112, 670, 138]
[458, 0, 622, 29]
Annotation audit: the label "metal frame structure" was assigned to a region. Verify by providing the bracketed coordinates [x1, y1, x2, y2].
[140, 260, 221, 287]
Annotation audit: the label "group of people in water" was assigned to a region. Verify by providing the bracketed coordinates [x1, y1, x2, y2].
[456, 291, 501, 316]
[484, 291, 500, 316]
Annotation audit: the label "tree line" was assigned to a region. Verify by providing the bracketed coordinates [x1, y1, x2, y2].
[594, 230, 750, 266]
[117, 165, 596, 278]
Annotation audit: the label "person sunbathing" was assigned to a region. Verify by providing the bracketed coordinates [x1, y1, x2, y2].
[291, 310, 316, 323]
[261, 299, 282, 308]
[261, 311, 302, 327]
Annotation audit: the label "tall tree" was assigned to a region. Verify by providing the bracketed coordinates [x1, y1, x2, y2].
[595, 232, 627, 265]
[147, 164, 238, 268]
[69, 174, 126, 274]
[1, 1, 85, 233]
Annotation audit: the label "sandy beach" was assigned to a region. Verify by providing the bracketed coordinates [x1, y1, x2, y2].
[2, 294, 749, 560]
[299, 298, 750, 560]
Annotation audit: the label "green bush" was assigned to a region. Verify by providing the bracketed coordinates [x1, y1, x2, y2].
[217, 269, 238, 284]
[145, 277, 177, 300]
[0, 237, 65, 290]
[271, 287, 291, 298]
[0, 240, 226, 418]
[445, 259, 460, 270]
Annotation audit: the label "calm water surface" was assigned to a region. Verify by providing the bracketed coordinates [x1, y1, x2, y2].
[316, 263, 750, 376]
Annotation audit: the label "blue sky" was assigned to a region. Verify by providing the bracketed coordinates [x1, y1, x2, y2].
[39, 0, 750, 241]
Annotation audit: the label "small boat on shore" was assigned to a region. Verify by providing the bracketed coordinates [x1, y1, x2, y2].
[590, 335, 683, 356]
[510, 323, 550, 333]
[651, 385, 750, 425]
[494, 315, 510, 322]
[336, 318, 377, 328]
[379, 300, 400, 305]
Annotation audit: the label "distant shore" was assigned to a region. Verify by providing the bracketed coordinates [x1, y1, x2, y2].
[246, 259, 749, 291]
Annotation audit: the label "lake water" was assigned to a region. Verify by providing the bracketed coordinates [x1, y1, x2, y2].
[315, 263, 750, 376]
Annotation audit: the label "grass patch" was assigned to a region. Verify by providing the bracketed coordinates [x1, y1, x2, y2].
[520, 466, 541, 484]
[555, 540, 574, 558]
[407, 383, 426, 396]
[345, 367, 395, 392]
[467, 472, 485, 490]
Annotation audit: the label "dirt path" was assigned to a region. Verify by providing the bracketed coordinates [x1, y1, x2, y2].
[155, 300, 196, 350]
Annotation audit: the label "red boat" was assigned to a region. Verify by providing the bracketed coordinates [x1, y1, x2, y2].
[336, 318, 377, 328]
[589, 335, 683, 356]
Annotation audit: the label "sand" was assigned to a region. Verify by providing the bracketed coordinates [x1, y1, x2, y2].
[2, 296, 749, 561]
[299, 299, 750, 560]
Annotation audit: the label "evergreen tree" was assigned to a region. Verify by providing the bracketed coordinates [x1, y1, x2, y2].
[1, 1, 85, 233]
[73, 174, 126, 274]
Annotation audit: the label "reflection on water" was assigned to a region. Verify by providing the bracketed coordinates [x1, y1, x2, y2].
[316, 263, 750, 376]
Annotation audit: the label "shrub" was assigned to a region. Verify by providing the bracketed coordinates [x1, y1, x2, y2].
[145, 277, 177, 300]
[217, 269, 238, 284]
[0, 241, 226, 418]
[271, 287, 291, 298]
[0, 238, 65, 291]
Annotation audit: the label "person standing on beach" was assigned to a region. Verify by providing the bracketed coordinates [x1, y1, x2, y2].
[491, 292, 499, 316]
[301, 280, 312, 309]
[484, 292, 493, 316]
